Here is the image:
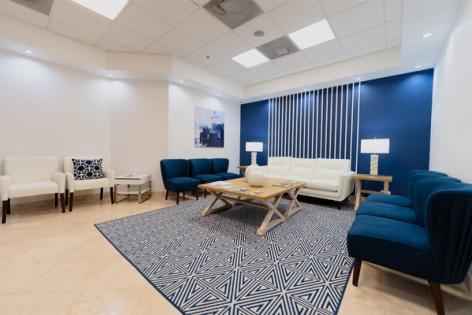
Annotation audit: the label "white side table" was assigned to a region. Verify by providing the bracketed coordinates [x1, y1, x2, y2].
[114, 174, 152, 204]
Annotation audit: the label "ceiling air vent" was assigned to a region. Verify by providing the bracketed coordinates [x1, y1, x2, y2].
[258, 36, 300, 60]
[204, 0, 263, 29]
[11, 0, 54, 16]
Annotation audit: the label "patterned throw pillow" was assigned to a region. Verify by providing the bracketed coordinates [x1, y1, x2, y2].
[72, 159, 105, 180]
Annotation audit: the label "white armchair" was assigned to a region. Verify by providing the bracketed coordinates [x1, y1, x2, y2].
[63, 157, 115, 211]
[0, 157, 66, 223]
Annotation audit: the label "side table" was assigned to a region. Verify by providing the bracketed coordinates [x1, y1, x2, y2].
[114, 174, 152, 204]
[353, 174, 392, 210]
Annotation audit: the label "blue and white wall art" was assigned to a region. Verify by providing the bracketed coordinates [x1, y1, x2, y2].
[195, 106, 225, 147]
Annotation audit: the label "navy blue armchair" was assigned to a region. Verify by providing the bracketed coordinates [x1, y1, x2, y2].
[160, 159, 200, 204]
[189, 159, 223, 183]
[348, 178, 472, 315]
[211, 158, 240, 180]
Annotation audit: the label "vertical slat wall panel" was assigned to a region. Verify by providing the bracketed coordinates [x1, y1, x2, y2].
[267, 82, 361, 170]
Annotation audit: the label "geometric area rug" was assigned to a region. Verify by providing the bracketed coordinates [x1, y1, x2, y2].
[95, 200, 356, 315]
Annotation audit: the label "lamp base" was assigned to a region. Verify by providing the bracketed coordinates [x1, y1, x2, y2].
[370, 154, 379, 176]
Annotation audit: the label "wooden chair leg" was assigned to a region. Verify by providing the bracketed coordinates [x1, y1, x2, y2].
[100, 188, 104, 200]
[60, 193, 65, 213]
[2, 200, 7, 224]
[55, 193, 58, 207]
[183, 192, 186, 199]
[204, 189, 207, 198]
[352, 258, 362, 286]
[165, 190, 169, 200]
[176, 192, 180, 205]
[65, 189, 69, 205]
[428, 281, 445, 315]
[7, 199, 11, 215]
[69, 193, 74, 212]
[110, 187, 115, 204]
[194, 189, 198, 200]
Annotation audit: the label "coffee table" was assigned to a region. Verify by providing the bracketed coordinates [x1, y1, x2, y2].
[199, 178, 304, 235]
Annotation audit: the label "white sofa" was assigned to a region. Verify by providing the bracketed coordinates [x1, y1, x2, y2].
[0, 157, 66, 223]
[261, 157, 354, 202]
[64, 156, 115, 211]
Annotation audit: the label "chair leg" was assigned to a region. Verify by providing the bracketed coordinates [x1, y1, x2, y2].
[165, 190, 169, 200]
[194, 189, 198, 200]
[428, 281, 445, 315]
[204, 189, 207, 198]
[60, 193, 65, 213]
[110, 187, 115, 204]
[352, 258, 362, 286]
[176, 192, 180, 205]
[55, 193, 58, 207]
[183, 192, 186, 199]
[65, 189, 69, 205]
[100, 188, 104, 200]
[7, 199, 11, 215]
[2, 200, 7, 224]
[69, 193, 74, 212]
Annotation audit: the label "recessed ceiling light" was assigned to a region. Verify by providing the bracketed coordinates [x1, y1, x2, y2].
[288, 19, 336, 50]
[232, 49, 269, 68]
[71, 0, 128, 20]
[415, 65, 422, 69]
[24, 49, 34, 55]
[422, 32, 433, 39]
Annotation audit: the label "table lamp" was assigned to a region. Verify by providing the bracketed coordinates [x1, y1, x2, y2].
[360, 138, 390, 176]
[245, 141, 263, 166]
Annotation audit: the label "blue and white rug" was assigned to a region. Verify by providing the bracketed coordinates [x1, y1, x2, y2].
[95, 200, 355, 315]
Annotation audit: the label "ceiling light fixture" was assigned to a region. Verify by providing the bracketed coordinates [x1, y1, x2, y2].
[422, 32, 433, 39]
[415, 65, 422, 69]
[24, 49, 34, 55]
[71, 0, 128, 20]
[288, 19, 336, 50]
[232, 49, 269, 68]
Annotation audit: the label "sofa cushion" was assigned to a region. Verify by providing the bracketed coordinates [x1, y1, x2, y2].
[357, 201, 416, 223]
[211, 158, 229, 173]
[289, 158, 316, 177]
[161, 159, 189, 180]
[267, 157, 291, 176]
[72, 159, 104, 180]
[190, 159, 212, 176]
[194, 174, 222, 183]
[304, 179, 338, 192]
[167, 177, 200, 192]
[5, 157, 58, 183]
[74, 178, 110, 191]
[347, 215, 433, 279]
[216, 172, 239, 180]
[366, 194, 411, 208]
[9, 181, 58, 198]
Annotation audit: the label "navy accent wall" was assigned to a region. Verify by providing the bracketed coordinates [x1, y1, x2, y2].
[240, 70, 434, 195]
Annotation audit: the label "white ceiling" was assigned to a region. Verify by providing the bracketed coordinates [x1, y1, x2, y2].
[0, 0, 403, 86]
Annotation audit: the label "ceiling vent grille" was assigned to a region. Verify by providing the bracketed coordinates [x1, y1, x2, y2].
[11, 0, 54, 16]
[203, 0, 263, 29]
[257, 36, 300, 60]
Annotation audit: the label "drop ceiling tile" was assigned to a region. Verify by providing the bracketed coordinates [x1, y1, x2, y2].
[385, 0, 402, 21]
[269, 0, 326, 33]
[185, 45, 225, 66]
[386, 18, 401, 42]
[158, 28, 202, 56]
[205, 32, 252, 58]
[48, 18, 100, 46]
[116, 4, 172, 40]
[178, 9, 229, 43]
[143, 41, 172, 54]
[303, 40, 344, 64]
[229, 70, 261, 85]
[133, 0, 199, 25]
[273, 51, 311, 72]
[328, 0, 384, 37]
[250, 61, 282, 77]
[51, 0, 111, 36]
[255, 0, 288, 12]
[97, 38, 132, 52]
[346, 42, 387, 59]
[339, 24, 386, 53]
[320, 0, 368, 17]
[234, 14, 284, 46]
[0, 0, 49, 27]
[103, 24, 153, 51]
[208, 59, 246, 76]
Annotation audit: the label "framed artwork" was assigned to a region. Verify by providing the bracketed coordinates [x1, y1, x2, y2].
[194, 106, 224, 148]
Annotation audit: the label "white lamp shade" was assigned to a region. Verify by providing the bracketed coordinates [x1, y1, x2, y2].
[245, 142, 263, 152]
[361, 138, 390, 154]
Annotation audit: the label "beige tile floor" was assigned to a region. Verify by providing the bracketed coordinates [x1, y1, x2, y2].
[0, 193, 471, 315]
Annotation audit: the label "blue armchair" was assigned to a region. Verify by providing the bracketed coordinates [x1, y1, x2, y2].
[160, 159, 200, 204]
[211, 158, 240, 180]
[189, 159, 223, 198]
[348, 178, 472, 315]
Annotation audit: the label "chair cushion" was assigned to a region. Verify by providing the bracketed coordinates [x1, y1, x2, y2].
[74, 178, 111, 191]
[347, 215, 433, 279]
[9, 181, 58, 198]
[160, 159, 189, 180]
[357, 202, 416, 223]
[212, 159, 229, 173]
[304, 179, 338, 192]
[194, 174, 223, 183]
[215, 172, 239, 180]
[366, 194, 411, 207]
[167, 177, 200, 192]
[72, 159, 104, 180]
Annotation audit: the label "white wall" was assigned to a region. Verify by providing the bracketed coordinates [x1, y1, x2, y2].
[430, 2, 472, 182]
[168, 84, 240, 173]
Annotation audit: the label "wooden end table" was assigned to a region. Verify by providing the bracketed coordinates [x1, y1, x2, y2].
[353, 174, 392, 210]
[114, 174, 152, 204]
[199, 178, 304, 236]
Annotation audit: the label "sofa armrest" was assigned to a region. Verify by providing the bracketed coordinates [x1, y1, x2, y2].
[0, 175, 12, 201]
[65, 172, 75, 193]
[52, 172, 66, 194]
[339, 171, 355, 197]
[104, 169, 115, 186]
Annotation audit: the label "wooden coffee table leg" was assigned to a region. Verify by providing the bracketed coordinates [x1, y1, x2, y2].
[202, 191, 232, 216]
[257, 198, 286, 236]
[354, 179, 362, 210]
[285, 188, 303, 219]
